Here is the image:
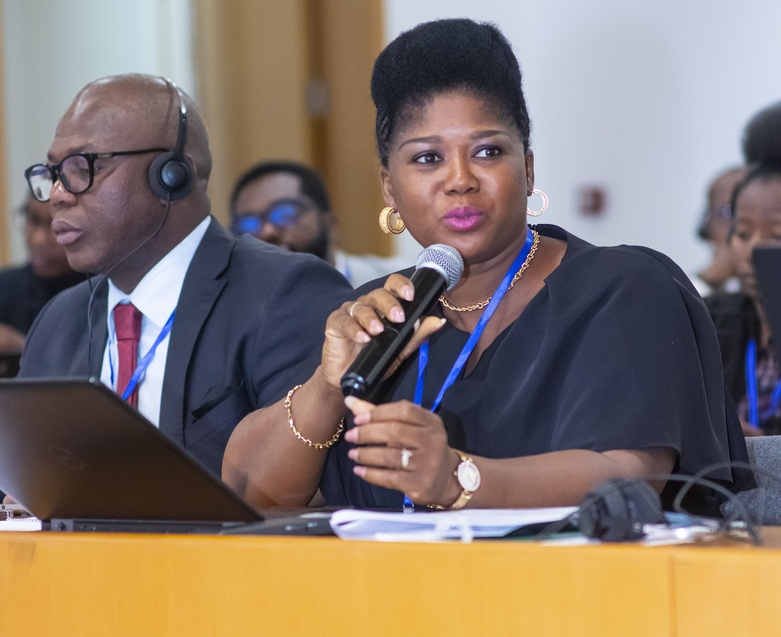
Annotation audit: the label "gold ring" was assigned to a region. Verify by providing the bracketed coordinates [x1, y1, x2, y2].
[400, 448, 413, 470]
[348, 302, 360, 319]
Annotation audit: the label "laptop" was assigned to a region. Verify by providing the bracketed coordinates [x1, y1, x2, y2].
[752, 246, 781, 364]
[0, 377, 333, 535]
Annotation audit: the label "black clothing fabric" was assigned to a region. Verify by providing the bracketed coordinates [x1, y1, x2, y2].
[705, 292, 781, 434]
[321, 225, 754, 517]
[0, 264, 82, 335]
[705, 292, 759, 404]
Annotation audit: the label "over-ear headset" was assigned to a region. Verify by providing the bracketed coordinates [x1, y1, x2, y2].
[147, 80, 193, 200]
[535, 467, 762, 544]
[86, 79, 193, 371]
[577, 478, 666, 542]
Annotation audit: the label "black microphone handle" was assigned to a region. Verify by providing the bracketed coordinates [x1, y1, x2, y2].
[340, 267, 447, 399]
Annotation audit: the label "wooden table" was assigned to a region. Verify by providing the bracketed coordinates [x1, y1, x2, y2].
[2, 529, 780, 636]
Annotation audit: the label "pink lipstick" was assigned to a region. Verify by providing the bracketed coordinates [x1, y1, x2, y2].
[443, 206, 483, 231]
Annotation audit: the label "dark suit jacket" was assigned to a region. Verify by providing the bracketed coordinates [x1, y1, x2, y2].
[19, 218, 352, 476]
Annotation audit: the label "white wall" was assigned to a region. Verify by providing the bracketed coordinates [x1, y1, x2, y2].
[4, 0, 780, 283]
[385, 0, 781, 284]
[1, 0, 194, 262]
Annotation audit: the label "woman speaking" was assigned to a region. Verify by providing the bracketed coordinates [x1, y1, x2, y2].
[224, 18, 751, 517]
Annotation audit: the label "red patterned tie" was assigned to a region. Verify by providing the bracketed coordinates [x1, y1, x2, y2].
[113, 303, 142, 408]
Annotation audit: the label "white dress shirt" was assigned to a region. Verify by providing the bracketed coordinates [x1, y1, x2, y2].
[100, 216, 211, 426]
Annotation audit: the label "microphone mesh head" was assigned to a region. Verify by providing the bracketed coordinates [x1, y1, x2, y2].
[416, 244, 464, 291]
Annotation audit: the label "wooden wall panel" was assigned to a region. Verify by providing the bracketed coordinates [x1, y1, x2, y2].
[192, 1, 311, 225]
[192, 0, 388, 255]
[319, 0, 388, 255]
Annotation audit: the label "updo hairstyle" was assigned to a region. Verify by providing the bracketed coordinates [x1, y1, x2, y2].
[371, 18, 531, 166]
[742, 100, 781, 166]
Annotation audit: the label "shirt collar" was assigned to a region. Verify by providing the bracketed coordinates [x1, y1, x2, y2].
[107, 216, 212, 327]
[332, 248, 348, 278]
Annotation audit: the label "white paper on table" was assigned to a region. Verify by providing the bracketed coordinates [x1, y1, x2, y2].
[0, 517, 42, 531]
[329, 507, 578, 543]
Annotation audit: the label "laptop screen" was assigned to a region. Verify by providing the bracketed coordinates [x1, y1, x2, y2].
[0, 377, 261, 525]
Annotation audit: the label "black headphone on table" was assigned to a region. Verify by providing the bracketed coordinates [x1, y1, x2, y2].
[147, 80, 193, 200]
[536, 465, 761, 544]
[577, 478, 667, 542]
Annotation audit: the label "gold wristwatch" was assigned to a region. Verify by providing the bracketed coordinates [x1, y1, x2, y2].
[431, 449, 481, 510]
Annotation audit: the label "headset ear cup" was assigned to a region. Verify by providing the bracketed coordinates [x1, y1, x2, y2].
[577, 478, 666, 542]
[148, 151, 193, 200]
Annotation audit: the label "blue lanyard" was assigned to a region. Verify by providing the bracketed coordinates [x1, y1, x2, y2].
[744, 338, 781, 428]
[414, 227, 535, 411]
[403, 227, 535, 510]
[110, 308, 176, 401]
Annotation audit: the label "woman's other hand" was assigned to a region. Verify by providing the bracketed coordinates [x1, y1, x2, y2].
[342, 396, 461, 506]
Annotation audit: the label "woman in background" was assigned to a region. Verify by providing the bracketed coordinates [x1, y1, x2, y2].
[224, 19, 751, 517]
[0, 194, 81, 373]
[708, 161, 781, 436]
[696, 166, 745, 293]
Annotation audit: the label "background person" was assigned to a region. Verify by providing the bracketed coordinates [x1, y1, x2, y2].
[230, 160, 408, 287]
[224, 19, 751, 517]
[695, 166, 745, 293]
[707, 160, 781, 436]
[0, 194, 81, 363]
[742, 99, 781, 165]
[18, 74, 351, 478]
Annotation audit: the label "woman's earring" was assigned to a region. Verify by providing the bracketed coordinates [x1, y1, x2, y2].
[526, 189, 549, 217]
[379, 206, 405, 234]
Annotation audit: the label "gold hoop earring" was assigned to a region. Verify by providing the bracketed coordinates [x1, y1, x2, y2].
[379, 206, 405, 234]
[526, 189, 549, 217]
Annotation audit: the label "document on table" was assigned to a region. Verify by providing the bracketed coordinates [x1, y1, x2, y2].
[329, 507, 578, 542]
[0, 514, 42, 531]
[0, 503, 42, 531]
[0, 517, 41, 531]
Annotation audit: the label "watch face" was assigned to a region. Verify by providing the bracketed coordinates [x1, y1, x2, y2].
[457, 459, 481, 492]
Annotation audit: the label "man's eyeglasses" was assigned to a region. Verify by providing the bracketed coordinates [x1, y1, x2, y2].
[24, 148, 167, 202]
[231, 199, 312, 234]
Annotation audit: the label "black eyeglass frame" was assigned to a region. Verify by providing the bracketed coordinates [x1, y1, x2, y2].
[24, 148, 168, 202]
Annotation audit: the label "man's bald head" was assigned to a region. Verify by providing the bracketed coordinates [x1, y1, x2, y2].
[58, 73, 212, 184]
[45, 73, 214, 291]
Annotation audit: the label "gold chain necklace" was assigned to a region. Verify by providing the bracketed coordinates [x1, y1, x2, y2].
[439, 230, 540, 312]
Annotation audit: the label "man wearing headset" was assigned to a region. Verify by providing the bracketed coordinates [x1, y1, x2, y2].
[17, 74, 352, 478]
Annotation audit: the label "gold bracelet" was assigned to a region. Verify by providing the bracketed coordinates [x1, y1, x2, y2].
[428, 489, 472, 511]
[284, 384, 344, 450]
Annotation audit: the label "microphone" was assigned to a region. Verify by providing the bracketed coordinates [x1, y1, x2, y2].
[340, 243, 464, 399]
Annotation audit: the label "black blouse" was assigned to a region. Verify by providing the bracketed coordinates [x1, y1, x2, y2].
[321, 225, 753, 516]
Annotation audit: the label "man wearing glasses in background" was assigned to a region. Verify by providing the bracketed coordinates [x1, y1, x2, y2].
[230, 161, 407, 287]
[16, 74, 351, 479]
